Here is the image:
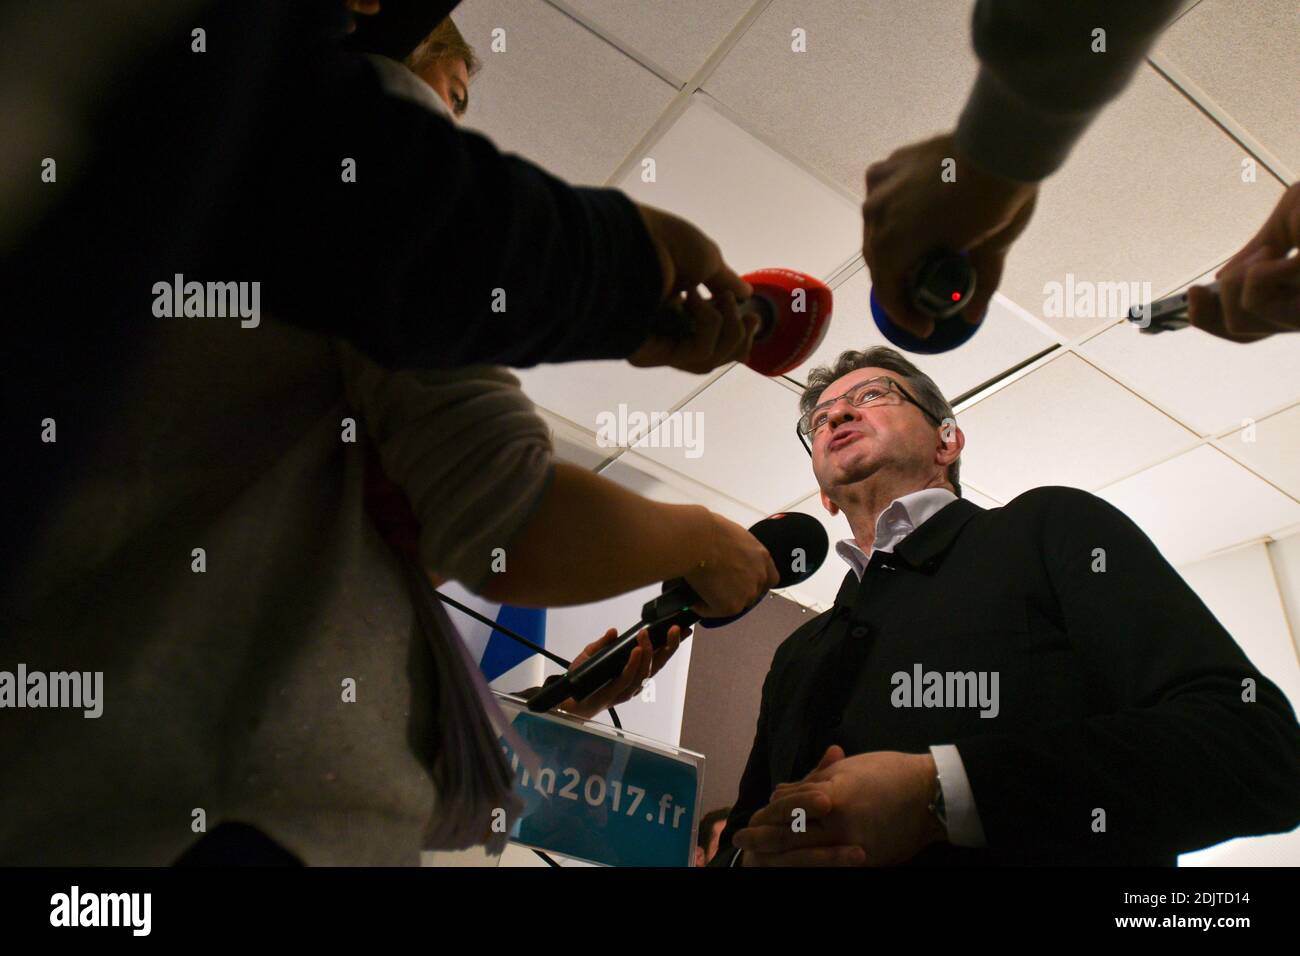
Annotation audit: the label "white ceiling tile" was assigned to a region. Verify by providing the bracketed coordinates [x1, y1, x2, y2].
[561, 0, 755, 82]
[1156, 0, 1300, 173]
[959, 484, 1002, 509]
[1215, 403, 1300, 501]
[1097, 445, 1300, 566]
[515, 359, 704, 437]
[450, 0, 677, 184]
[957, 352, 1200, 502]
[787, 266, 1060, 398]
[600, 451, 765, 530]
[704, 0, 979, 197]
[1177, 542, 1300, 715]
[996, 66, 1286, 340]
[1078, 284, 1300, 437]
[632, 364, 816, 513]
[617, 96, 862, 279]
[704, 3, 1282, 342]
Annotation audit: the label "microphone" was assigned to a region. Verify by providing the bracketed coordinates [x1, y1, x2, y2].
[526, 512, 830, 713]
[870, 250, 979, 354]
[651, 269, 834, 376]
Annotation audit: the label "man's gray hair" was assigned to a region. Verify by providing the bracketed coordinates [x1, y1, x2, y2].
[800, 346, 961, 497]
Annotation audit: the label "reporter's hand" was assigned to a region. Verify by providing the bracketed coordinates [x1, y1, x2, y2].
[558, 625, 685, 719]
[1189, 182, 1300, 342]
[630, 204, 759, 374]
[685, 510, 780, 619]
[862, 132, 1038, 339]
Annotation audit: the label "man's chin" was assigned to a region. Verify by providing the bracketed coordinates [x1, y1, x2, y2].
[831, 458, 878, 486]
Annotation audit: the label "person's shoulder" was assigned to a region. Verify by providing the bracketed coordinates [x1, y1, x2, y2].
[770, 602, 840, 666]
[998, 486, 1092, 509]
[402, 363, 533, 409]
[995, 485, 1133, 533]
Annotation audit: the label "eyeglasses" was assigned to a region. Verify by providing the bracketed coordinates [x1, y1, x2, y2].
[796, 376, 942, 456]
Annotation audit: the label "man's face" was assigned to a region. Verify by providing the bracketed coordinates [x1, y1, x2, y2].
[415, 56, 470, 120]
[808, 366, 953, 509]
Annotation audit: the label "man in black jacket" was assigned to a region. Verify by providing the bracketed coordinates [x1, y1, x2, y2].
[716, 346, 1300, 866]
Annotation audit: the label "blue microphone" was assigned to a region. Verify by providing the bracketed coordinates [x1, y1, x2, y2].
[870, 250, 979, 354]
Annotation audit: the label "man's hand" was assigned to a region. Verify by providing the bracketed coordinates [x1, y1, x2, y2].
[734, 747, 945, 866]
[1190, 182, 1300, 342]
[863, 133, 1038, 339]
[630, 204, 760, 374]
[557, 625, 685, 719]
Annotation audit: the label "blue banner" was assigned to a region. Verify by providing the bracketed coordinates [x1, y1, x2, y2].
[500, 707, 702, 867]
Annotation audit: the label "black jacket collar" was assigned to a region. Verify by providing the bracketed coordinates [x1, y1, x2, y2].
[832, 497, 984, 608]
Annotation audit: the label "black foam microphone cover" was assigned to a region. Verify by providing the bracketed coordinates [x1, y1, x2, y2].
[697, 511, 829, 630]
[643, 512, 829, 640]
[527, 513, 829, 712]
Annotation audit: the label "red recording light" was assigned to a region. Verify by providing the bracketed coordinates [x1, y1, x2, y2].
[950, 291, 962, 301]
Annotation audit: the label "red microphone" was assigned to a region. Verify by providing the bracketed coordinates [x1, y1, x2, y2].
[651, 268, 833, 376]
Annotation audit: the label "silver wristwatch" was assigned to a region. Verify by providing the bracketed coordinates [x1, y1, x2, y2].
[927, 772, 948, 831]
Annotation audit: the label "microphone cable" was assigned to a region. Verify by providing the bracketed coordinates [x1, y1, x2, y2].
[434, 589, 626, 868]
[432, 588, 623, 731]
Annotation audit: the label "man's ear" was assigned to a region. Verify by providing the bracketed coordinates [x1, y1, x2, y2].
[819, 490, 839, 516]
[937, 421, 965, 467]
[694, 846, 705, 867]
